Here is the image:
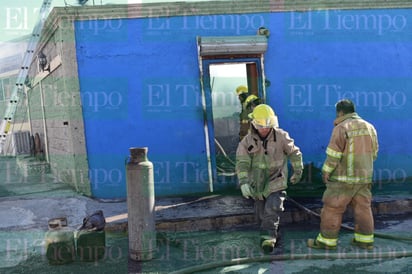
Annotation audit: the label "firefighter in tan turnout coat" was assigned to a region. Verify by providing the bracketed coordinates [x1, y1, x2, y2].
[308, 99, 379, 250]
[236, 104, 303, 253]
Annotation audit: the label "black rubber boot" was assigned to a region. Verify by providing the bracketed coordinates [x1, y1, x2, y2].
[261, 236, 276, 254]
[260, 229, 279, 254]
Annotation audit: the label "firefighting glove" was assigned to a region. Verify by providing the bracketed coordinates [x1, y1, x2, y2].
[240, 184, 253, 199]
[290, 170, 303, 184]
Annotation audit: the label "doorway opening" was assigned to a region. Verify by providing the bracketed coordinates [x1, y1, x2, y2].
[201, 58, 265, 191]
[197, 34, 269, 191]
[208, 62, 262, 178]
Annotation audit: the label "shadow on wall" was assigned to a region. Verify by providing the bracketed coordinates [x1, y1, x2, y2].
[287, 162, 325, 198]
[32, 132, 45, 161]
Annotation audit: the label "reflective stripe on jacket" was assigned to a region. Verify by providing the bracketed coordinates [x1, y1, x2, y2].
[236, 127, 303, 198]
[322, 113, 378, 184]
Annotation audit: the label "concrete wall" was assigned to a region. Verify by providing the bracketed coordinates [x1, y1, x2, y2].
[31, 1, 412, 199]
[26, 16, 91, 196]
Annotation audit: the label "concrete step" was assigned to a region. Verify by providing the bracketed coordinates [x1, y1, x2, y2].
[105, 195, 412, 233]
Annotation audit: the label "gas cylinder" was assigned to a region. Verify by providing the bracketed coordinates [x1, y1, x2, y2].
[126, 147, 156, 261]
[76, 230, 106, 262]
[44, 217, 75, 265]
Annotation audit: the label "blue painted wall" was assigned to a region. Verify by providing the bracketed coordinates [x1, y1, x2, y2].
[75, 9, 412, 199]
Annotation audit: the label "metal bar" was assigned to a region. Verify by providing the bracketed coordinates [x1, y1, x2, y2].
[197, 36, 214, 193]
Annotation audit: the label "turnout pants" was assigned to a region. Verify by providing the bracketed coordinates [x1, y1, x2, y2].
[319, 183, 374, 244]
[254, 191, 286, 239]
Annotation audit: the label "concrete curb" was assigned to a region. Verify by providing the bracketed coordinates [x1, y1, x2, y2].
[105, 195, 412, 233]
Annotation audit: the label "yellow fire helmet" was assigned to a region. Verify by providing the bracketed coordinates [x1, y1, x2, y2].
[235, 85, 248, 96]
[248, 104, 279, 128]
[245, 94, 260, 107]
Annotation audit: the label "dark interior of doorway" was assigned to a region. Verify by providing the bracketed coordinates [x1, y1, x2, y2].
[209, 62, 260, 180]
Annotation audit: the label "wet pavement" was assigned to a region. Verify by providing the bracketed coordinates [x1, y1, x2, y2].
[2, 217, 412, 274]
[128, 215, 412, 274]
[0, 156, 411, 273]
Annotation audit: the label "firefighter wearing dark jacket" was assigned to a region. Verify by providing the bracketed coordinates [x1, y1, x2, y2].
[236, 104, 303, 253]
[236, 85, 250, 140]
[308, 99, 379, 250]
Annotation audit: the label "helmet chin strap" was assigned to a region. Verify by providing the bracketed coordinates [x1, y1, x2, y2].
[257, 127, 273, 140]
[273, 116, 279, 128]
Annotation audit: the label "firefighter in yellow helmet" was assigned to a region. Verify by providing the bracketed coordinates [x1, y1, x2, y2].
[236, 85, 248, 98]
[236, 104, 303, 253]
[242, 94, 262, 138]
[236, 85, 250, 140]
[307, 99, 378, 250]
[244, 94, 261, 112]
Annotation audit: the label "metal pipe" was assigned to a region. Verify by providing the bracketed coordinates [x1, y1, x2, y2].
[260, 54, 267, 102]
[197, 36, 214, 193]
[39, 80, 49, 162]
[25, 85, 33, 140]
